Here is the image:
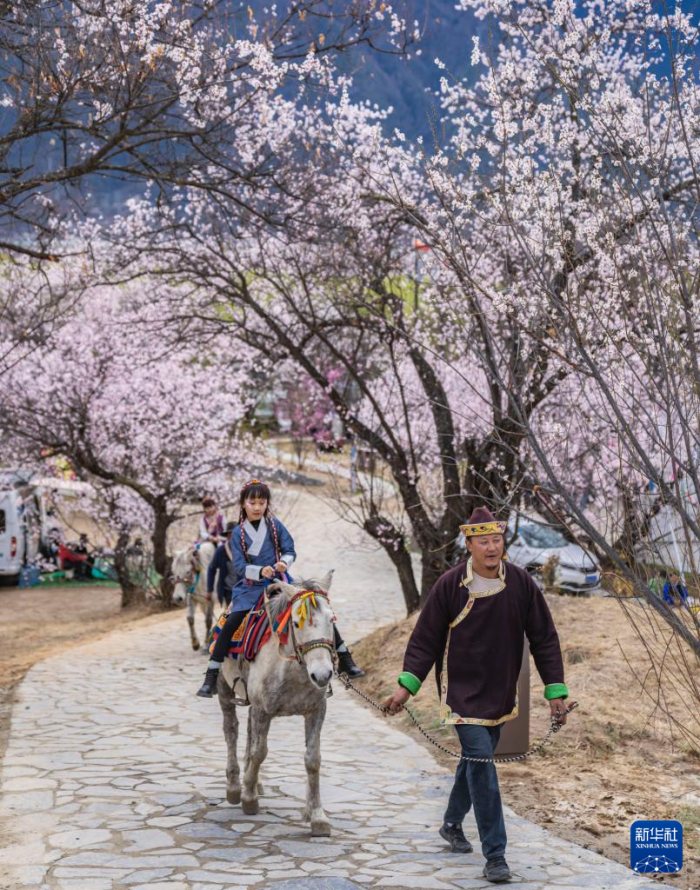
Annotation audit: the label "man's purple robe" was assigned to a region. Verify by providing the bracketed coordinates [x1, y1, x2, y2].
[403, 560, 565, 725]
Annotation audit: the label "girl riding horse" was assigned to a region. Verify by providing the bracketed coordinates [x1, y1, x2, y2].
[196, 479, 363, 698]
[199, 495, 227, 545]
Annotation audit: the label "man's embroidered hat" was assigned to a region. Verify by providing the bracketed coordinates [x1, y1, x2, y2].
[460, 506, 506, 538]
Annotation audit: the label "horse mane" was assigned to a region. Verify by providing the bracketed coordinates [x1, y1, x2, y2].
[266, 584, 291, 622]
[298, 577, 325, 593]
[266, 578, 324, 622]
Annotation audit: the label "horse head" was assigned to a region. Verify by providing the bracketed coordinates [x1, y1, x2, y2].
[171, 542, 216, 604]
[170, 547, 194, 605]
[267, 571, 335, 690]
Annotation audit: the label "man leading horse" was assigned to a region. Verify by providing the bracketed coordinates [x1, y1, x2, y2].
[384, 506, 570, 884]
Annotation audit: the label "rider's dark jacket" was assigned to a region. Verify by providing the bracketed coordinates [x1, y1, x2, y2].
[402, 560, 565, 725]
[207, 541, 234, 606]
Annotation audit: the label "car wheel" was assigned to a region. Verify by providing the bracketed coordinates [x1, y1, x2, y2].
[0, 574, 21, 587]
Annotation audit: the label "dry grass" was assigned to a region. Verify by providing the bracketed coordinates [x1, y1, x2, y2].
[351, 593, 700, 887]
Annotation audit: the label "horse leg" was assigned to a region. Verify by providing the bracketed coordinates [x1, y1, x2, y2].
[218, 676, 241, 804]
[303, 701, 330, 837]
[205, 598, 214, 645]
[241, 706, 271, 815]
[187, 597, 200, 651]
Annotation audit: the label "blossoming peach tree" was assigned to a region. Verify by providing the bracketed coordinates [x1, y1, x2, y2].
[0, 277, 261, 604]
[398, 0, 698, 641]
[0, 0, 414, 384]
[0, 0, 411, 259]
[19, 1, 696, 642]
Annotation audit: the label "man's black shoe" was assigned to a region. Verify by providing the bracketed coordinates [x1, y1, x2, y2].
[439, 823, 473, 854]
[337, 650, 365, 678]
[196, 667, 220, 698]
[483, 858, 512, 883]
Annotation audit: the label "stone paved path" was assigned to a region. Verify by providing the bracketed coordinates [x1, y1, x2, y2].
[1, 493, 657, 890]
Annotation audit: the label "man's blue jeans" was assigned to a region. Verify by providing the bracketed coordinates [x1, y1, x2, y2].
[443, 723, 507, 861]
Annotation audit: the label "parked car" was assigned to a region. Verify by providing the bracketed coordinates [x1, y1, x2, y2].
[508, 517, 601, 594]
[0, 470, 50, 585]
[452, 515, 601, 594]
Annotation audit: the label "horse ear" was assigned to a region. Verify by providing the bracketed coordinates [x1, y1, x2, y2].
[318, 569, 334, 592]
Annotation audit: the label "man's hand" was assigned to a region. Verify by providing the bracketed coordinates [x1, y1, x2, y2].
[273, 561, 288, 573]
[383, 686, 411, 715]
[261, 565, 275, 579]
[550, 698, 568, 726]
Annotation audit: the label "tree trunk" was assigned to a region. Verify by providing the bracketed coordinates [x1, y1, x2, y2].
[613, 484, 642, 570]
[113, 528, 147, 609]
[390, 544, 420, 615]
[363, 515, 420, 614]
[419, 550, 449, 607]
[151, 505, 174, 606]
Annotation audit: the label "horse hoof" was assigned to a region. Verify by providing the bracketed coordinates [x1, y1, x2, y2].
[227, 787, 241, 804]
[241, 798, 259, 815]
[192, 641, 201, 651]
[311, 820, 331, 837]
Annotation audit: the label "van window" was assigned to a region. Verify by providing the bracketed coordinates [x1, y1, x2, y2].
[0, 509, 5, 534]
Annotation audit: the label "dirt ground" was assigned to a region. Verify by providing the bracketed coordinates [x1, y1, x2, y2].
[352, 593, 700, 887]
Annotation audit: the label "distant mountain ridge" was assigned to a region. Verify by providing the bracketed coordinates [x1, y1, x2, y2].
[309, 0, 480, 145]
[99, 2, 479, 213]
[17, 1, 480, 218]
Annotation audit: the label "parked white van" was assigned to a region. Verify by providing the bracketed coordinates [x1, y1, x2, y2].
[0, 470, 50, 584]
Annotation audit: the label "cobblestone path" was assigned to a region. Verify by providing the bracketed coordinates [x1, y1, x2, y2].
[0, 494, 656, 890]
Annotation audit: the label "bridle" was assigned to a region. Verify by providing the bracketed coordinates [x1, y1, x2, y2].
[172, 569, 195, 591]
[266, 587, 335, 666]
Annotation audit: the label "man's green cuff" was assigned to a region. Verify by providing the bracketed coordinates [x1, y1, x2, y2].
[544, 683, 569, 700]
[398, 672, 422, 695]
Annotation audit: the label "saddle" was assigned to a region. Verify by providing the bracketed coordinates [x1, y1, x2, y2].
[211, 590, 333, 705]
[208, 594, 282, 662]
[209, 595, 286, 705]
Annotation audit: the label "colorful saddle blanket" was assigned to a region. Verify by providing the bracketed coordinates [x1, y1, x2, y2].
[208, 594, 275, 661]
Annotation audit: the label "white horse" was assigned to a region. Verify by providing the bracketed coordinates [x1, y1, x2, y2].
[171, 541, 217, 651]
[218, 572, 335, 836]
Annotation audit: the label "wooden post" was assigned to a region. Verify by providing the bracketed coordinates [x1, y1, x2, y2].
[495, 640, 530, 755]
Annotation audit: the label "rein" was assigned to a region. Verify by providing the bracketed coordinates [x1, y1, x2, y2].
[266, 588, 335, 665]
[338, 673, 579, 764]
